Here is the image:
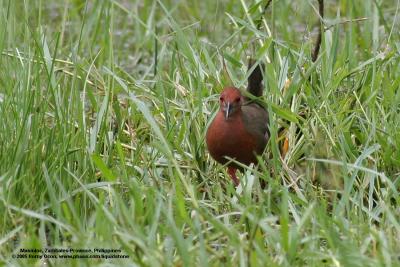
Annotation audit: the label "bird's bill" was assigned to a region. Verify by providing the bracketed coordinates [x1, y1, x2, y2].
[224, 102, 232, 120]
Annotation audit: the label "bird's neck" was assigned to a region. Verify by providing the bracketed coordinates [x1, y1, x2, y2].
[220, 109, 242, 121]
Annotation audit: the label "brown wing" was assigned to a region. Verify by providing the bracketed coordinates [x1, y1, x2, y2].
[241, 104, 269, 153]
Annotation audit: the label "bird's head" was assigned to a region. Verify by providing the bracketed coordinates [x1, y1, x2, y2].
[219, 87, 243, 120]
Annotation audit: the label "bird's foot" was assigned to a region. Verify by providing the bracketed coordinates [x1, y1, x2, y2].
[227, 167, 239, 187]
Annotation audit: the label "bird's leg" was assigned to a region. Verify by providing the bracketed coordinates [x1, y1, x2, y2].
[227, 167, 239, 186]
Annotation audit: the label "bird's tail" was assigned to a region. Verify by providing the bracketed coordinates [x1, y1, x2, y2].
[246, 59, 265, 97]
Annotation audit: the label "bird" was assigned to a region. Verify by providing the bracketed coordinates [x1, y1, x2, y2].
[206, 60, 269, 186]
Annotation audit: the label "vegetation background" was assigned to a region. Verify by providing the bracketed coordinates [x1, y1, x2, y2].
[0, 0, 399, 266]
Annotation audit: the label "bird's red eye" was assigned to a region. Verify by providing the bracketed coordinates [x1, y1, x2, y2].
[219, 96, 224, 102]
[235, 97, 241, 102]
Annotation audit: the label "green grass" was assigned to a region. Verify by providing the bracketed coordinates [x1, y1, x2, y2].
[1, 0, 400, 266]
